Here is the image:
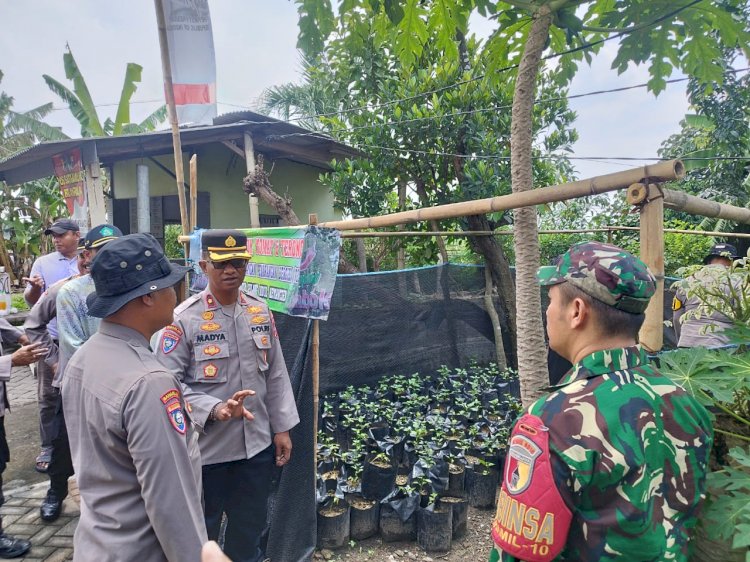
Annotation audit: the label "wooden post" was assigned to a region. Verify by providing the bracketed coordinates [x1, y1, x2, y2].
[154, 0, 190, 265]
[309, 214, 320, 469]
[84, 161, 107, 227]
[638, 184, 665, 352]
[245, 133, 261, 228]
[189, 154, 198, 230]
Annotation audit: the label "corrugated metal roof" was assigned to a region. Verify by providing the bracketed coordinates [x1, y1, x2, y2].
[0, 114, 360, 185]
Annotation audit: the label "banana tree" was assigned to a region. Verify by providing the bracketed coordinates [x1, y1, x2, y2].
[43, 45, 167, 138]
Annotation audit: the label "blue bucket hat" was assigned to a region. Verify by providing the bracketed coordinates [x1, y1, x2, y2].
[86, 233, 189, 318]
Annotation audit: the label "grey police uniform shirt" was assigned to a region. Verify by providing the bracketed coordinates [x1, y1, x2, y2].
[673, 264, 739, 348]
[155, 289, 300, 466]
[0, 318, 23, 417]
[62, 321, 207, 562]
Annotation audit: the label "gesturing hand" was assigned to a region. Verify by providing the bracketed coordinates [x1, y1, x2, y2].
[214, 390, 255, 422]
[22, 275, 44, 291]
[11, 342, 48, 367]
[274, 431, 292, 467]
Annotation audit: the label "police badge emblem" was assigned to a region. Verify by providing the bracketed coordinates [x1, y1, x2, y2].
[166, 402, 186, 434]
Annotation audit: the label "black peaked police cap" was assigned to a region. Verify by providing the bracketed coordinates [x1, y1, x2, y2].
[86, 233, 190, 318]
[202, 229, 252, 262]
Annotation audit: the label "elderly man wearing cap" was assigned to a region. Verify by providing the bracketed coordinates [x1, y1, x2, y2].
[490, 242, 713, 562]
[62, 233, 210, 561]
[35, 224, 122, 522]
[23, 218, 80, 471]
[673, 242, 742, 348]
[24, 240, 87, 475]
[155, 229, 299, 562]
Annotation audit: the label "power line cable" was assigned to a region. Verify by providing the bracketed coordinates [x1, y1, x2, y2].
[265, 66, 750, 142]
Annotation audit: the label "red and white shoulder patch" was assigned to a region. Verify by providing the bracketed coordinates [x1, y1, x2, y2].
[492, 414, 572, 562]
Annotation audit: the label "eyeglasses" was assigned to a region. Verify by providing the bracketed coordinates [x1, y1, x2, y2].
[210, 259, 248, 270]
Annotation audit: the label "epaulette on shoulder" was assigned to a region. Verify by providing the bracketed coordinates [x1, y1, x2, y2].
[241, 290, 267, 307]
[174, 293, 202, 315]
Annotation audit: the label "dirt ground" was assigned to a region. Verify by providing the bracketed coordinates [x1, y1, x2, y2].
[314, 506, 494, 562]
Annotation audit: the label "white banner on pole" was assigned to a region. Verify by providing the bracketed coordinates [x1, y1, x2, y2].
[161, 0, 217, 126]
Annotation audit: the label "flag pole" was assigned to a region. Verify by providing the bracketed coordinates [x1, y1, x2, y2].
[154, 0, 190, 272]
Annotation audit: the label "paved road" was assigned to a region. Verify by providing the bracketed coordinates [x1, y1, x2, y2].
[2, 364, 79, 561]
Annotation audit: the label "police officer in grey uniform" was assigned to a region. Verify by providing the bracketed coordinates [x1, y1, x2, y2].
[156, 229, 299, 562]
[62, 233, 208, 561]
[673, 242, 740, 347]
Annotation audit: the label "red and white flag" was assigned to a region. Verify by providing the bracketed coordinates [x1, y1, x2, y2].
[161, 0, 217, 126]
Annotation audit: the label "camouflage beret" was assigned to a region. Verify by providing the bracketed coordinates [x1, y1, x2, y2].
[537, 241, 656, 314]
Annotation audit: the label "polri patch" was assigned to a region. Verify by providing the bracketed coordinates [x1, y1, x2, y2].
[250, 315, 269, 325]
[166, 401, 186, 434]
[672, 297, 683, 311]
[161, 332, 180, 354]
[201, 322, 221, 332]
[247, 306, 263, 314]
[203, 344, 221, 356]
[203, 363, 218, 378]
[202, 311, 214, 320]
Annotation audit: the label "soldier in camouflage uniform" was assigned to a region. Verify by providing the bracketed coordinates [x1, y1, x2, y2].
[490, 241, 713, 562]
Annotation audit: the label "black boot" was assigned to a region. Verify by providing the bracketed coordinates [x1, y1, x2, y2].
[40, 489, 63, 522]
[0, 533, 31, 558]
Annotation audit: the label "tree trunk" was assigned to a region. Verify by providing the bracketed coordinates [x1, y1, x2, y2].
[414, 178, 449, 263]
[510, 6, 553, 406]
[485, 265, 507, 369]
[243, 159, 359, 273]
[453, 29, 517, 364]
[356, 238, 368, 272]
[465, 214, 517, 365]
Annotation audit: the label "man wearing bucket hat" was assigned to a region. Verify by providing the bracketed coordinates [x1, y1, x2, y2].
[62, 233, 208, 560]
[156, 229, 299, 562]
[672, 242, 742, 348]
[36, 224, 122, 522]
[490, 241, 713, 562]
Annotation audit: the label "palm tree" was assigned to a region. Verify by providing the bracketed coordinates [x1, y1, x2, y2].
[43, 45, 167, 138]
[0, 70, 68, 159]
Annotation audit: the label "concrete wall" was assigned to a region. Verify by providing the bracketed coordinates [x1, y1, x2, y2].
[111, 143, 341, 228]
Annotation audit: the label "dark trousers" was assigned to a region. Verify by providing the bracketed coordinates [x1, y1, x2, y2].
[203, 446, 274, 562]
[0, 415, 9, 532]
[36, 360, 57, 449]
[47, 396, 74, 499]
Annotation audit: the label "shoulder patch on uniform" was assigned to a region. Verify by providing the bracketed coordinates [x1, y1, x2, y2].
[492, 414, 572, 562]
[174, 293, 201, 315]
[672, 297, 683, 311]
[160, 389, 180, 404]
[166, 401, 186, 434]
[160, 325, 182, 354]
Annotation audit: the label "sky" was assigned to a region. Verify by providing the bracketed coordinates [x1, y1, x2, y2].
[0, 1, 693, 180]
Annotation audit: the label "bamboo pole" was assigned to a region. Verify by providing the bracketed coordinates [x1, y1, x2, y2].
[663, 189, 750, 224]
[318, 161, 684, 231]
[310, 214, 320, 469]
[638, 185, 665, 352]
[154, 0, 190, 257]
[189, 154, 198, 231]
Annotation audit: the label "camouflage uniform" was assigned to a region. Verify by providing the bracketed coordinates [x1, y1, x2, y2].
[490, 242, 714, 562]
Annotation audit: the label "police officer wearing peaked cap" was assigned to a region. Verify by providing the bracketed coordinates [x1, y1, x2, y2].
[61, 233, 208, 562]
[490, 241, 713, 562]
[156, 228, 300, 562]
